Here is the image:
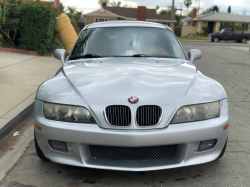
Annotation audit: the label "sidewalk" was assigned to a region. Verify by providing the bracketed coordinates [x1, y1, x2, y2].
[0, 52, 61, 142]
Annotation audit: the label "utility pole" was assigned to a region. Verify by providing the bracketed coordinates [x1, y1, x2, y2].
[197, 0, 201, 16]
[171, 0, 175, 30]
[180, 3, 183, 16]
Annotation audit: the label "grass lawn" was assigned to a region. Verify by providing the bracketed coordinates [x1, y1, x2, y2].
[177, 36, 208, 40]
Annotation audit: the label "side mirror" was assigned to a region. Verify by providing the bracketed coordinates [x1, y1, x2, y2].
[54, 49, 67, 65]
[188, 49, 202, 63]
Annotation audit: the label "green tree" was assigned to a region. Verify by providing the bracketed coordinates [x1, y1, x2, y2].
[159, 7, 181, 27]
[184, 0, 192, 16]
[159, 6, 174, 15]
[99, 0, 110, 7]
[202, 7, 212, 15]
[66, 6, 82, 21]
[175, 14, 181, 27]
[212, 5, 219, 12]
[188, 8, 194, 17]
[65, 6, 82, 34]
[228, 6, 231, 13]
[202, 5, 220, 15]
[0, 2, 6, 25]
[111, 1, 121, 7]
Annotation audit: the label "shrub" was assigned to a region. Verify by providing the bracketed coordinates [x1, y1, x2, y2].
[0, 34, 2, 47]
[0, 1, 6, 25]
[2, 0, 21, 47]
[18, 1, 59, 54]
[0, 1, 6, 46]
[202, 26, 209, 35]
[70, 19, 80, 34]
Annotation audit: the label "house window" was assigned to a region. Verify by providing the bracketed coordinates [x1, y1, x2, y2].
[242, 23, 249, 31]
[220, 22, 234, 27]
[95, 18, 109, 22]
[196, 22, 198, 28]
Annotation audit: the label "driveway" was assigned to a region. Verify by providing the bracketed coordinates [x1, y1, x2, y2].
[1, 42, 250, 187]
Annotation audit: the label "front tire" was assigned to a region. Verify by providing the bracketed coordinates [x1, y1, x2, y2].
[213, 37, 220, 42]
[217, 138, 227, 159]
[241, 37, 247, 43]
[35, 134, 49, 161]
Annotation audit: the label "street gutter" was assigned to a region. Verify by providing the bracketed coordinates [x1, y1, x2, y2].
[0, 117, 34, 182]
[0, 93, 35, 181]
[0, 93, 35, 143]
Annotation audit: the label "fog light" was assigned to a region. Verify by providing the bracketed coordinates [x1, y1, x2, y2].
[198, 139, 217, 151]
[48, 140, 68, 152]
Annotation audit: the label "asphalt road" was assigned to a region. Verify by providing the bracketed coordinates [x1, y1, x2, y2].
[1, 41, 250, 187]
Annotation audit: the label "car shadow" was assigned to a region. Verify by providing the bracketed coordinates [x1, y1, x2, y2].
[41, 158, 226, 186]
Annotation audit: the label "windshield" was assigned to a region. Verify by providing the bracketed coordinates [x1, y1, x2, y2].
[220, 29, 225, 33]
[70, 27, 186, 59]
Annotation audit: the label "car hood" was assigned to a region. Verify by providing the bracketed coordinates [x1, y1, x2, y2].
[63, 57, 196, 128]
[36, 57, 226, 129]
[209, 32, 220, 35]
[64, 58, 196, 106]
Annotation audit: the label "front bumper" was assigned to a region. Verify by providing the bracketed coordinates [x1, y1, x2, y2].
[34, 100, 229, 171]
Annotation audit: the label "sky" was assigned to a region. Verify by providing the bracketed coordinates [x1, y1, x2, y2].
[60, 0, 250, 16]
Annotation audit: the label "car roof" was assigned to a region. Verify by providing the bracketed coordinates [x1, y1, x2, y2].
[86, 21, 170, 30]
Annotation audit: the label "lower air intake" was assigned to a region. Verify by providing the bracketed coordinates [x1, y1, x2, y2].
[89, 145, 177, 161]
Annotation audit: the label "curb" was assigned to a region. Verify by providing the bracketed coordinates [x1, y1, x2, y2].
[0, 48, 38, 55]
[179, 40, 209, 42]
[0, 94, 35, 143]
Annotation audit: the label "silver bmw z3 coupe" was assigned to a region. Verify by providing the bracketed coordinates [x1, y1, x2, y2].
[34, 21, 229, 171]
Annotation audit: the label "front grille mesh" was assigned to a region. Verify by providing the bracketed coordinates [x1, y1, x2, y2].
[136, 105, 162, 127]
[105, 105, 131, 126]
[89, 145, 177, 161]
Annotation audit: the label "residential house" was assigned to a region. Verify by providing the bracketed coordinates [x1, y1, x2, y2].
[181, 17, 192, 26]
[78, 6, 176, 30]
[193, 12, 250, 34]
[179, 11, 250, 36]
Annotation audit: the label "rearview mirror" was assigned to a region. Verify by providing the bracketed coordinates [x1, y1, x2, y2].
[188, 49, 202, 63]
[54, 49, 67, 65]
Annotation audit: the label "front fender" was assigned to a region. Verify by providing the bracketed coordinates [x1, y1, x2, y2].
[180, 70, 226, 106]
[35, 71, 87, 107]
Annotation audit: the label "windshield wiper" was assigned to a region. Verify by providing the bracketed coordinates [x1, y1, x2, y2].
[110, 54, 150, 57]
[132, 54, 150, 57]
[69, 54, 102, 60]
[132, 54, 178, 59]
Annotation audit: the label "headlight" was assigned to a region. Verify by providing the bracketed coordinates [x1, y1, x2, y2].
[43, 102, 96, 123]
[171, 101, 220, 124]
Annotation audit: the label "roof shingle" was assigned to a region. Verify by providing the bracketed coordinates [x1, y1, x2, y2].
[194, 12, 250, 23]
[103, 6, 176, 21]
